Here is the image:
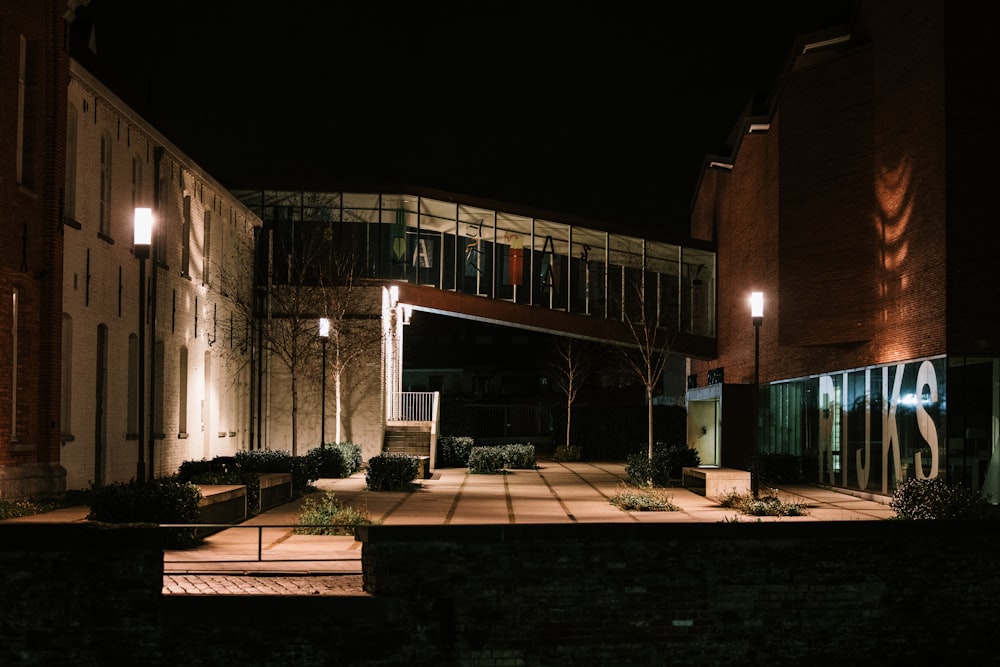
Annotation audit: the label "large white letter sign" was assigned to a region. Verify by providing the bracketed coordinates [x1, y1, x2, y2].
[819, 375, 837, 485]
[914, 360, 939, 480]
[882, 365, 904, 494]
[855, 368, 872, 492]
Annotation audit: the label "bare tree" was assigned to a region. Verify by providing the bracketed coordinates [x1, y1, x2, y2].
[217, 215, 380, 455]
[611, 277, 676, 465]
[549, 335, 601, 455]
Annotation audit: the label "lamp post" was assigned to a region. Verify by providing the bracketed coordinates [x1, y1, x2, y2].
[750, 291, 763, 498]
[319, 317, 329, 447]
[134, 207, 153, 483]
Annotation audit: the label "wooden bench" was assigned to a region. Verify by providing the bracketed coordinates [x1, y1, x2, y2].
[196, 484, 247, 527]
[682, 467, 751, 500]
[257, 472, 293, 512]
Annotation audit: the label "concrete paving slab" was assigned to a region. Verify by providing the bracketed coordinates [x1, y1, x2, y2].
[6, 459, 899, 594]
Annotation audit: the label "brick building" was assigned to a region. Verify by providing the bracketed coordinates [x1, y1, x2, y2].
[60, 62, 260, 490]
[686, 0, 1000, 500]
[0, 1, 68, 498]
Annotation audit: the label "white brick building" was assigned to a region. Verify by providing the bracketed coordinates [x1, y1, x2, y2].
[61, 62, 259, 490]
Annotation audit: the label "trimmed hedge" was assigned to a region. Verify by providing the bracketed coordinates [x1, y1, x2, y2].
[438, 435, 476, 468]
[87, 477, 203, 547]
[305, 442, 363, 478]
[625, 442, 700, 487]
[468, 444, 536, 473]
[366, 453, 419, 491]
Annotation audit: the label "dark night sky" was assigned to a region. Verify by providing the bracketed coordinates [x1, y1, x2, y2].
[72, 0, 857, 234]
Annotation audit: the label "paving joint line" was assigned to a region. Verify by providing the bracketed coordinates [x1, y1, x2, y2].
[535, 465, 578, 522]
[444, 470, 469, 524]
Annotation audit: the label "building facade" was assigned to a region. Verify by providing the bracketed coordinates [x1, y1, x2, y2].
[687, 0, 1000, 500]
[60, 62, 260, 491]
[0, 1, 68, 498]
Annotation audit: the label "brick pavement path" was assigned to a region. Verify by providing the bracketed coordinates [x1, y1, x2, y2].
[163, 574, 367, 596]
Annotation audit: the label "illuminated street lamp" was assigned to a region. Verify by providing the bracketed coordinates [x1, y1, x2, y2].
[134, 207, 153, 483]
[750, 291, 763, 498]
[319, 317, 330, 447]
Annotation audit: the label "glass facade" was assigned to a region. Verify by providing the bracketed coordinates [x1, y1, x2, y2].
[764, 355, 1000, 501]
[235, 189, 717, 339]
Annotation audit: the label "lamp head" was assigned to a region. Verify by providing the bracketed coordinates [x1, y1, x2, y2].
[134, 207, 153, 258]
[750, 291, 764, 325]
[319, 317, 330, 338]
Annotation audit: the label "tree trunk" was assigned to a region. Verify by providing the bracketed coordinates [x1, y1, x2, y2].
[647, 388, 654, 462]
[291, 372, 298, 456]
[565, 401, 572, 447]
[334, 333, 343, 444]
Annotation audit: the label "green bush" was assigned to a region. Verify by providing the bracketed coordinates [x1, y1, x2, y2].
[466, 444, 536, 473]
[295, 491, 381, 535]
[889, 477, 991, 519]
[552, 443, 582, 462]
[499, 443, 536, 469]
[718, 489, 807, 517]
[88, 477, 203, 547]
[438, 435, 476, 468]
[625, 442, 701, 487]
[609, 486, 679, 512]
[305, 443, 363, 478]
[235, 449, 318, 490]
[0, 498, 56, 519]
[366, 453, 419, 491]
[468, 446, 508, 474]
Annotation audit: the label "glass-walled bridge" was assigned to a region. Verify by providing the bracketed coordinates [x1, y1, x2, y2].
[236, 187, 717, 358]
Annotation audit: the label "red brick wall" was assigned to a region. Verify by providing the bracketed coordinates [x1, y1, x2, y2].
[0, 1, 67, 493]
[691, 0, 949, 389]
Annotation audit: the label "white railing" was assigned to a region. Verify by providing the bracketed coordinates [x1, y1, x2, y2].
[388, 391, 439, 422]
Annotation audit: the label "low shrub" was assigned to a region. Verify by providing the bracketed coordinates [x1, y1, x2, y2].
[625, 442, 701, 487]
[235, 449, 318, 490]
[87, 477, 203, 547]
[438, 435, 475, 468]
[0, 498, 56, 519]
[305, 443, 363, 478]
[366, 453, 419, 491]
[552, 443, 582, 462]
[609, 485, 679, 512]
[718, 488, 807, 517]
[499, 443, 536, 469]
[177, 457, 238, 481]
[889, 477, 991, 519]
[295, 491, 381, 535]
[468, 446, 508, 474]
[467, 444, 536, 473]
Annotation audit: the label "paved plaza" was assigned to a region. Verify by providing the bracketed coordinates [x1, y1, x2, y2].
[6, 460, 896, 595]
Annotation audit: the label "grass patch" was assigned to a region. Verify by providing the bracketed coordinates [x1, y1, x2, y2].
[295, 491, 381, 535]
[609, 485, 680, 512]
[718, 488, 807, 517]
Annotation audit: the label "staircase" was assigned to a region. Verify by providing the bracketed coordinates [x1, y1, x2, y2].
[383, 423, 431, 456]
[383, 423, 433, 478]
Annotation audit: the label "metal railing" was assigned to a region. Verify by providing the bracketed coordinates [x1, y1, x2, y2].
[388, 391, 439, 422]
[160, 523, 362, 564]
